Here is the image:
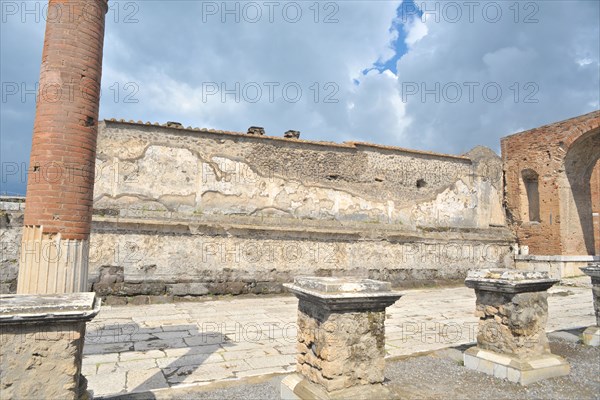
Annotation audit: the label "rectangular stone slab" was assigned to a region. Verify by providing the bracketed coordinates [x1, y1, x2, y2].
[0, 293, 99, 322]
[292, 277, 392, 293]
[581, 263, 600, 279]
[465, 269, 558, 293]
[464, 347, 570, 385]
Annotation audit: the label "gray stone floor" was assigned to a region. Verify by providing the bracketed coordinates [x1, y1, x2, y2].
[84, 281, 595, 398]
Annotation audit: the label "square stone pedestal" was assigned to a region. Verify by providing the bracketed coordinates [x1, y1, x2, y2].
[463, 269, 569, 385]
[0, 293, 101, 400]
[281, 277, 402, 400]
[581, 263, 600, 346]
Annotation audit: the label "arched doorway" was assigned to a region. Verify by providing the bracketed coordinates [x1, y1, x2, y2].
[562, 128, 600, 255]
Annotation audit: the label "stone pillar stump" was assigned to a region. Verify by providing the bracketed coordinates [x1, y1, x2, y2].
[0, 293, 100, 399]
[281, 277, 402, 400]
[581, 263, 600, 346]
[463, 269, 569, 385]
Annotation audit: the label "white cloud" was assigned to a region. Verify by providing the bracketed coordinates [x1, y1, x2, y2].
[394, 0, 599, 154]
[2, 0, 599, 195]
[403, 15, 428, 46]
[99, 1, 404, 140]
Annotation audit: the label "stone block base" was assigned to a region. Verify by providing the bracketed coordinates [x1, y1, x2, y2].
[582, 326, 600, 346]
[281, 374, 396, 400]
[464, 347, 570, 385]
[514, 255, 599, 279]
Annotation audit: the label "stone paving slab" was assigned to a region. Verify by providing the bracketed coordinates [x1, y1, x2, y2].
[85, 284, 595, 398]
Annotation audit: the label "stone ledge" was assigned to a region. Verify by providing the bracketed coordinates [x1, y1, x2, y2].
[281, 373, 397, 400]
[463, 347, 570, 385]
[464, 269, 558, 293]
[292, 277, 391, 293]
[90, 214, 514, 243]
[582, 326, 600, 346]
[515, 255, 600, 262]
[581, 263, 600, 279]
[284, 277, 402, 312]
[0, 293, 101, 324]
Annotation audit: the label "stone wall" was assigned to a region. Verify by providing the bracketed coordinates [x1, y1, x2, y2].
[1, 121, 515, 299]
[0, 199, 23, 293]
[501, 111, 600, 256]
[592, 162, 600, 255]
[94, 121, 505, 229]
[0, 321, 87, 399]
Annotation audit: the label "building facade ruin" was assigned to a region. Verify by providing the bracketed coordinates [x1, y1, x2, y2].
[502, 111, 600, 277]
[3, 110, 599, 299]
[2, 112, 598, 299]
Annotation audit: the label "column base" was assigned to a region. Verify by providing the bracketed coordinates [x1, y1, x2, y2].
[17, 226, 89, 294]
[582, 326, 600, 346]
[464, 347, 570, 385]
[281, 374, 396, 400]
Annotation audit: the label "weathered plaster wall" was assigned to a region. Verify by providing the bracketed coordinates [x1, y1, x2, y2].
[94, 121, 505, 229]
[2, 121, 513, 299]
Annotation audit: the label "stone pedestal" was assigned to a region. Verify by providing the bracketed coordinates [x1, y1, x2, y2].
[0, 293, 101, 399]
[281, 277, 402, 400]
[463, 269, 569, 385]
[581, 263, 600, 346]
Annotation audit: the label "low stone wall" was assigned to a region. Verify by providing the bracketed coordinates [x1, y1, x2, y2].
[2, 202, 515, 301]
[514, 255, 600, 279]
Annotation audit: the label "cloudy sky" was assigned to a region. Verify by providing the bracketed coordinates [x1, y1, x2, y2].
[1, 0, 599, 195]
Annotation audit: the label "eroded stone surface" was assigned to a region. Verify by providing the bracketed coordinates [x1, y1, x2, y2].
[465, 269, 558, 294]
[292, 277, 391, 293]
[473, 290, 550, 356]
[296, 301, 386, 392]
[0, 292, 96, 317]
[581, 263, 600, 326]
[286, 277, 400, 393]
[1, 321, 87, 399]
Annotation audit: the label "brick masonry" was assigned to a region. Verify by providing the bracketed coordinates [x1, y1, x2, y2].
[592, 163, 600, 255]
[24, 0, 108, 240]
[501, 111, 600, 256]
[17, 0, 109, 294]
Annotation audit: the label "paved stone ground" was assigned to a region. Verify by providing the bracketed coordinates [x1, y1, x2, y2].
[104, 332, 600, 400]
[85, 282, 596, 398]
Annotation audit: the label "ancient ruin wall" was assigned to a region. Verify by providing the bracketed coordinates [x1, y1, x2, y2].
[2, 121, 514, 299]
[501, 111, 600, 256]
[94, 121, 506, 228]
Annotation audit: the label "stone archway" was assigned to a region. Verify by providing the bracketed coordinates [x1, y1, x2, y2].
[502, 111, 600, 278]
[562, 128, 600, 255]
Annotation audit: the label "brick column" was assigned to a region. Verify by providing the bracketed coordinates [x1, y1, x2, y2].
[18, 0, 108, 294]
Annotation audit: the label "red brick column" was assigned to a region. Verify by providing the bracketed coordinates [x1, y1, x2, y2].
[18, 0, 108, 294]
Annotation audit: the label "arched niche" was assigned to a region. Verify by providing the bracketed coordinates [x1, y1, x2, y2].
[561, 128, 600, 255]
[521, 169, 540, 223]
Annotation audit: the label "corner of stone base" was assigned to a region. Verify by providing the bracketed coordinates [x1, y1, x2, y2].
[280, 374, 396, 400]
[281, 374, 304, 400]
[464, 347, 570, 385]
[583, 326, 600, 346]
